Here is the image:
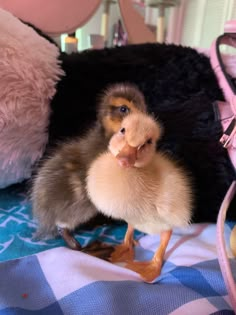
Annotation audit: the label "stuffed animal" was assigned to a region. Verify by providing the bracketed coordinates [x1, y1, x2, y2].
[0, 8, 63, 188]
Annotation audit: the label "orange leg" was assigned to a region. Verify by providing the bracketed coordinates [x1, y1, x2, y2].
[125, 230, 172, 282]
[110, 225, 136, 263]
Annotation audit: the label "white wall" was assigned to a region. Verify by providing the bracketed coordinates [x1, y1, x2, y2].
[181, 0, 236, 51]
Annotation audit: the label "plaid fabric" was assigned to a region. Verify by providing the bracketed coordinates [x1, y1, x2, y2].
[0, 184, 235, 314]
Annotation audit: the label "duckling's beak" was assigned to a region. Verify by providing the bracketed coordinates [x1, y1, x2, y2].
[116, 143, 137, 168]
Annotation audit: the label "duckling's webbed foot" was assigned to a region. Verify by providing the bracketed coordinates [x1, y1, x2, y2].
[125, 259, 162, 282]
[110, 224, 135, 263]
[110, 243, 135, 262]
[57, 226, 82, 250]
[126, 230, 173, 282]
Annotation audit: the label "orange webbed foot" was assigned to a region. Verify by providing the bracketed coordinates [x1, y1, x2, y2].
[110, 243, 135, 263]
[125, 230, 172, 282]
[125, 259, 163, 282]
[110, 224, 136, 263]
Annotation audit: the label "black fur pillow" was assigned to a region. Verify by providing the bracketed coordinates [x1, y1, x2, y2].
[48, 43, 236, 222]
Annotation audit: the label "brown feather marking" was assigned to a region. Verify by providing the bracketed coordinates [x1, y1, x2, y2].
[102, 97, 142, 136]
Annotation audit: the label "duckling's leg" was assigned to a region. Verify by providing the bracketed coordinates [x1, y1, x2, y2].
[57, 226, 82, 250]
[125, 230, 172, 282]
[110, 225, 136, 262]
[57, 226, 115, 260]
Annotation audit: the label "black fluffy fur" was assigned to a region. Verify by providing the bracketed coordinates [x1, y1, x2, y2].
[47, 43, 236, 223]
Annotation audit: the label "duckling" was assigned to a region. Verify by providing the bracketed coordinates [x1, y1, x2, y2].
[31, 83, 147, 255]
[87, 112, 193, 281]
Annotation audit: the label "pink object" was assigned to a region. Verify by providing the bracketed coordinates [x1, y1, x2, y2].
[224, 20, 236, 34]
[216, 182, 236, 311]
[210, 33, 236, 165]
[118, 0, 156, 44]
[0, 0, 101, 35]
[210, 22, 236, 311]
[0, 0, 156, 44]
[0, 8, 63, 188]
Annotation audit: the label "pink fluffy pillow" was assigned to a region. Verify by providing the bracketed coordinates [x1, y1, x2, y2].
[0, 8, 64, 188]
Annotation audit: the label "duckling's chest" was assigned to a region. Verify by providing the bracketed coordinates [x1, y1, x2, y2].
[86, 153, 158, 222]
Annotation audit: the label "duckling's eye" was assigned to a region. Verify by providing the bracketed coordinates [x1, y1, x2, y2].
[119, 105, 129, 114]
[147, 138, 152, 144]
[120, 127, 126, 134]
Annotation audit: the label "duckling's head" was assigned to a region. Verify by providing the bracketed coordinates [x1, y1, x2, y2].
[97, 83, 147, 137]
[109, 112, 163, 168]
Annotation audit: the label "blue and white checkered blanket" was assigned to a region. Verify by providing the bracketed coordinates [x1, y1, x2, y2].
[0, 184, 235, 314]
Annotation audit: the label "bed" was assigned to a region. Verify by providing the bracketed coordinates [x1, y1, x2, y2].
[0, 183, 235, 314]
[0, 2, 235, 314]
